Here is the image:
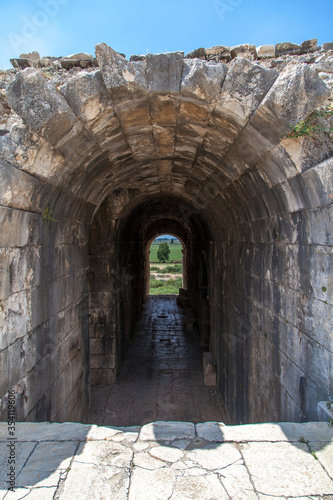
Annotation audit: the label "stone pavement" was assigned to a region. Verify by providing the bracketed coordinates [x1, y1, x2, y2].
[0, 421, 333, 499]
[89, 296, 227, 426]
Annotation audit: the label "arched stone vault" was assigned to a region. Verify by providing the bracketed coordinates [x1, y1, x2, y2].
[0, 43, 332, 424]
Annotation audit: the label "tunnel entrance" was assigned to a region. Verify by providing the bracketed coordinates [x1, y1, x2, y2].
[88, 193, 213, 393]
[1, 44, 331, 426]
[149, 235, 183, 295]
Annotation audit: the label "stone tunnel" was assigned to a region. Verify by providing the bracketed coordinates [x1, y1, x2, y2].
[0, 43, 332, 425]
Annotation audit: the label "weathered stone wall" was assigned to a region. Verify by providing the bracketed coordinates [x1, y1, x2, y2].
[216, 155, 332, 423]
[0, 179, 91, 422]
[0, 40, 332, 424]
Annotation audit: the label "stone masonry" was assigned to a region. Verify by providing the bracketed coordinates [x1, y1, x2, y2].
[0, 38, 332, 426]
[0, 421, 333, 499]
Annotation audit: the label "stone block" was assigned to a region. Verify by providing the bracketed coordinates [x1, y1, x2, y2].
[60, 58, 93, 69]
[256, 44, 275, 59]
[301, 39, 318, 53]
[10, 58, 33, 69]
[275, 42, 301, 56]
[20, 51, 40, 62]
[185, 47, 206, 60]
[95, 43, 147, 101]
[231, 44, 256, 59]
[90, 338, 105, 355]
[216, 58, 278, 133]
[234, 63, 330, 165]
[63, 52, 93, 61]
[322, 42, 333, 51]
[181, 59, 227, 103]
[0, 159, 42, 211]
[146, 52, 184, 93]
[6, 69, 77, 146]
[130, 54, 146, 61]
[203, 352, 217, 386]
[205, 45, 231, 62]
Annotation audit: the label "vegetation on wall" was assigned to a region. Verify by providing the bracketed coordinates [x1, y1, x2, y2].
[287, 104, 333, 139]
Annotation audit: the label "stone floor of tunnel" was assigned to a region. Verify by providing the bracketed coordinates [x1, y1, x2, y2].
[89, 295, 227, 426]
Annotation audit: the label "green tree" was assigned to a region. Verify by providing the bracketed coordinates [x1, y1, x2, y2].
[157, 242, 170, 263]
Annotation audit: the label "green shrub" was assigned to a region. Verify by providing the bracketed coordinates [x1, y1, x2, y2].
[154, 264, 182, 274]
[150, 279, 165, 288]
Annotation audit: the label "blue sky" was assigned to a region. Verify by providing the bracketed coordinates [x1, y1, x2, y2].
[0, 0, 332, 69]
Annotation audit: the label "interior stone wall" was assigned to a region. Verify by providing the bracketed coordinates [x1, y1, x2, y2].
[0, 178, 91, 422]
[216, 157, 333, 423]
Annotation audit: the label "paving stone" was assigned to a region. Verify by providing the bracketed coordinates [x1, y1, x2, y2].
[139, 421, 195, 441]
[0, 422, 332, 498]
[133, 442, 149, 452]
[180, 465, 210, 476]
[74, 440, 133, 468]
[149, 445, 184, 463]
[59, 463, 129, 499]
[308, 441, 333, 479]
[0, 423, 91, 442]
[0, 442, 37, 490]
[171, 461, 188, 471]
[110, 431, 139, 443]
[187, 443, 242, 470]
[241, 441, 333, 496]
[4, 487, 57, 499]
[133, 451, 166, 470]
[172, 474, 228, 499]
[225, 422, 303, 442]
[298, 422, 333, 442]
[218, 462, 258, 499]
[172, 440, 190, 450]
[16, 441, 78, 487]
[129, 467, 175, 500]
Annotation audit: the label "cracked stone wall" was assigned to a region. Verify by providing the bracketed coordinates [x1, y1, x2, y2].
[0, 41, 332, 424]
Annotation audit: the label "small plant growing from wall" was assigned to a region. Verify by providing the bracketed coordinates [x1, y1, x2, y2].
[287, 103, 333, 139]
[42, 204, 59, 222]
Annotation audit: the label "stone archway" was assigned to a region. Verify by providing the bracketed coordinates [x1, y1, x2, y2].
[0, 43, 332, 424]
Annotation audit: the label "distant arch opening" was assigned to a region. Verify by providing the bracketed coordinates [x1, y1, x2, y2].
[148, 234, 184, 295]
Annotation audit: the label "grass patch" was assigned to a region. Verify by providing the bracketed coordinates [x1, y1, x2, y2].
[149, 277, 183, 295]
[150, 243, 182, 263]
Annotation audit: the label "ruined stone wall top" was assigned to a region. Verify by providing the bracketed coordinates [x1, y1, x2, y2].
[1, 38, 332, 138]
